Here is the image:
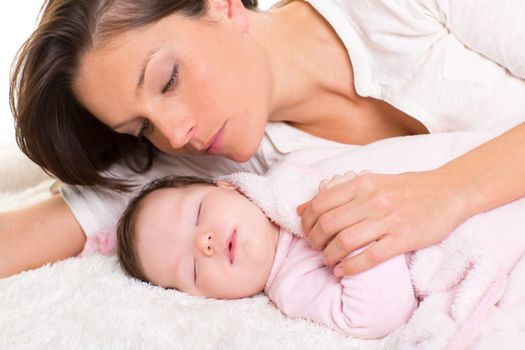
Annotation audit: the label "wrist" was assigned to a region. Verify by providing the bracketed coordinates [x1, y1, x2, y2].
[426, 167, 476, 227]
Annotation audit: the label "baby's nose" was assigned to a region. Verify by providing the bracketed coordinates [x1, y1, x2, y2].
[196, 231, 215, 257]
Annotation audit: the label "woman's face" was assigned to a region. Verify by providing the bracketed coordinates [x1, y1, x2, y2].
[73, 1, 271, 162]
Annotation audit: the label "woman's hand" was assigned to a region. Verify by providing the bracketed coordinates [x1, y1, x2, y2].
[297, 170, 467, 276]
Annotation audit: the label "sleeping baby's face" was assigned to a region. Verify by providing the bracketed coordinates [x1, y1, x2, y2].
[134, 182, 279, 299]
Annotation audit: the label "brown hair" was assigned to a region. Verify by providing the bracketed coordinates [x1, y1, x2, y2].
[117, 175, 215, 283]
[10, 0, 258, 191]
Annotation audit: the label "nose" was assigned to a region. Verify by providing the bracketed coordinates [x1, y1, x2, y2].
[150, 111, 196, 150]
[195, 231, 215, 257]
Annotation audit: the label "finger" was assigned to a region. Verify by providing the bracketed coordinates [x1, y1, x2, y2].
[319, 179, 329, 191]
[308, 198, 370, 251]
[296, 201, 309, 215]
[321, 219, 387, 267]
[342, 170, 358, 180]
[320, 172, 357, 192]
[327, 172, 356, 190]
[333, 234, 405, 276]
[300, 181, 357, 233]
[319, 175, 342, 192]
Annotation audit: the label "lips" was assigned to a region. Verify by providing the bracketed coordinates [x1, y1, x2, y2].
[204, 123, 226, 155]
[224, 230, 237, 264]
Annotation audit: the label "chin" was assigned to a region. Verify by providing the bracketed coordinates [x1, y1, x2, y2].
[230, 152, 252, 163]
[232, 134, 265, 163]
[229, 146, 257, 163]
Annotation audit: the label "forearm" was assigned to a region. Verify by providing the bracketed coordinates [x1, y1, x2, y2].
[0, 195, 86, 278]
[436, 121, 525, 222]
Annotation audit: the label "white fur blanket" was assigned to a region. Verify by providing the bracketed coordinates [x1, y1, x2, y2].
[223, 129, 525, 350]
[2, 128, 525, 349]
[0, 144, 395, 350]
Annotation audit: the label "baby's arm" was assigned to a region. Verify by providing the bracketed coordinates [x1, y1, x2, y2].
[338, 253, 417, 338]
[269, 174, 417, 338]
[268, 235, 417, 339]
[320, 173, 417, 337]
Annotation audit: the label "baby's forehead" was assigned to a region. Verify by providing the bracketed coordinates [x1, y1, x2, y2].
[138, 182, 211, 212]
[145, 182, 202, 198]
[132, 188, 182, 239]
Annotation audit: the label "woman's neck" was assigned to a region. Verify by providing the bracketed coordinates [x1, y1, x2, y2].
[248, 1, 357, 125]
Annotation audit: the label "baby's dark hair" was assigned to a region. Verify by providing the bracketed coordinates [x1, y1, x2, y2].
[117, 175, 215, 283]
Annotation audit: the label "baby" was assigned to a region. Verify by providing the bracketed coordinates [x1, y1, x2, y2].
[117, 175, 417, 339]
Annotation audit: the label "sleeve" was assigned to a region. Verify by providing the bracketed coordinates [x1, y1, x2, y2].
[61, 151, 270, 237]
[269, 251, 417, 339]
[436, 0, 525, 79]
[339, 254, 417, 338]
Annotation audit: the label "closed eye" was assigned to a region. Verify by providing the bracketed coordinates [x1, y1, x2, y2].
[162, 63, 180, 94]
[193, 202, 202, 284]
[193, 257, 197, 284]
[196, 202, 202, 225]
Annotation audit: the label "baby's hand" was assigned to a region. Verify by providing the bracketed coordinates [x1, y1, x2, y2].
[319, 170, 369, 191]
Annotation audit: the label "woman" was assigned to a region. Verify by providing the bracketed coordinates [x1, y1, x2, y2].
[2, 0, 525, 278]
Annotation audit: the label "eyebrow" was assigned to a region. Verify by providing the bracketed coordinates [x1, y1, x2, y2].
[136, 48, 160, 93]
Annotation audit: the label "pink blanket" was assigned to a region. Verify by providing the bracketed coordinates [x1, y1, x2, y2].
[223, 129, 525, 349]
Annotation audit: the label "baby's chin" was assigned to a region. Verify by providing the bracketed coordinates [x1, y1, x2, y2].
[213, 268, 272, 300]
[203, 285, 265, 300]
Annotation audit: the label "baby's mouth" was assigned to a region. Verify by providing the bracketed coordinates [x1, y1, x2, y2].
[224, 230, 237, 264]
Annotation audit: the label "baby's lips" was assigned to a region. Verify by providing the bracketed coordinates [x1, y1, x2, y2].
[224, 229, 237, 264]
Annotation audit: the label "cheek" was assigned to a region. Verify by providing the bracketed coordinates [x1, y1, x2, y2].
[242, 238, 271, 268]
[199, 266, 236, 297]
[239, 220, 274, 270]
[237, 123, 267, 161]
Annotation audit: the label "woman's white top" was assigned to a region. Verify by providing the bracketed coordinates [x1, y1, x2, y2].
[63, 0, 525, 237]
[306, 0, 525, 132]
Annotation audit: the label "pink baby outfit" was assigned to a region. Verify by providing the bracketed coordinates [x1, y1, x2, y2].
[264, 228, 417, 339]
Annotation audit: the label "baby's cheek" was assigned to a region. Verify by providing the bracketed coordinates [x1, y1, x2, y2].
[242, 236, 274, 272]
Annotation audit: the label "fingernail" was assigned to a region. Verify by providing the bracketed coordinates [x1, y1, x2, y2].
[334, 266, 345, 277]
[296, 203, 306, 215]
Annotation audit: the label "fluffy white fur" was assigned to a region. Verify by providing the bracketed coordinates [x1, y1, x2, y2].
[0, 144, 395, 349]
[3, 129, 525, 349]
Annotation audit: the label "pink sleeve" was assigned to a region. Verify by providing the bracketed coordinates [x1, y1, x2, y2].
[338, 254, 417, 338]
[268, 244, 417, 339]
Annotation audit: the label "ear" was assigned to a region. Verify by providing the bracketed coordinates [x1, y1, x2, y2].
[215, 180, 238, 191]
[210, 0, 250, 32]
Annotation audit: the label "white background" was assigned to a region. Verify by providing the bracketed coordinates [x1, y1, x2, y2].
[0, 0, 278, 147]
[0, 1, 43, 146]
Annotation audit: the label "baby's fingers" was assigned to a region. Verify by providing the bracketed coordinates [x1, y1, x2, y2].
[319, 171, 357, 191]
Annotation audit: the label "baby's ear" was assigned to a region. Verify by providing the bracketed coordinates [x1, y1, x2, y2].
[216, 180, 237, 191]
